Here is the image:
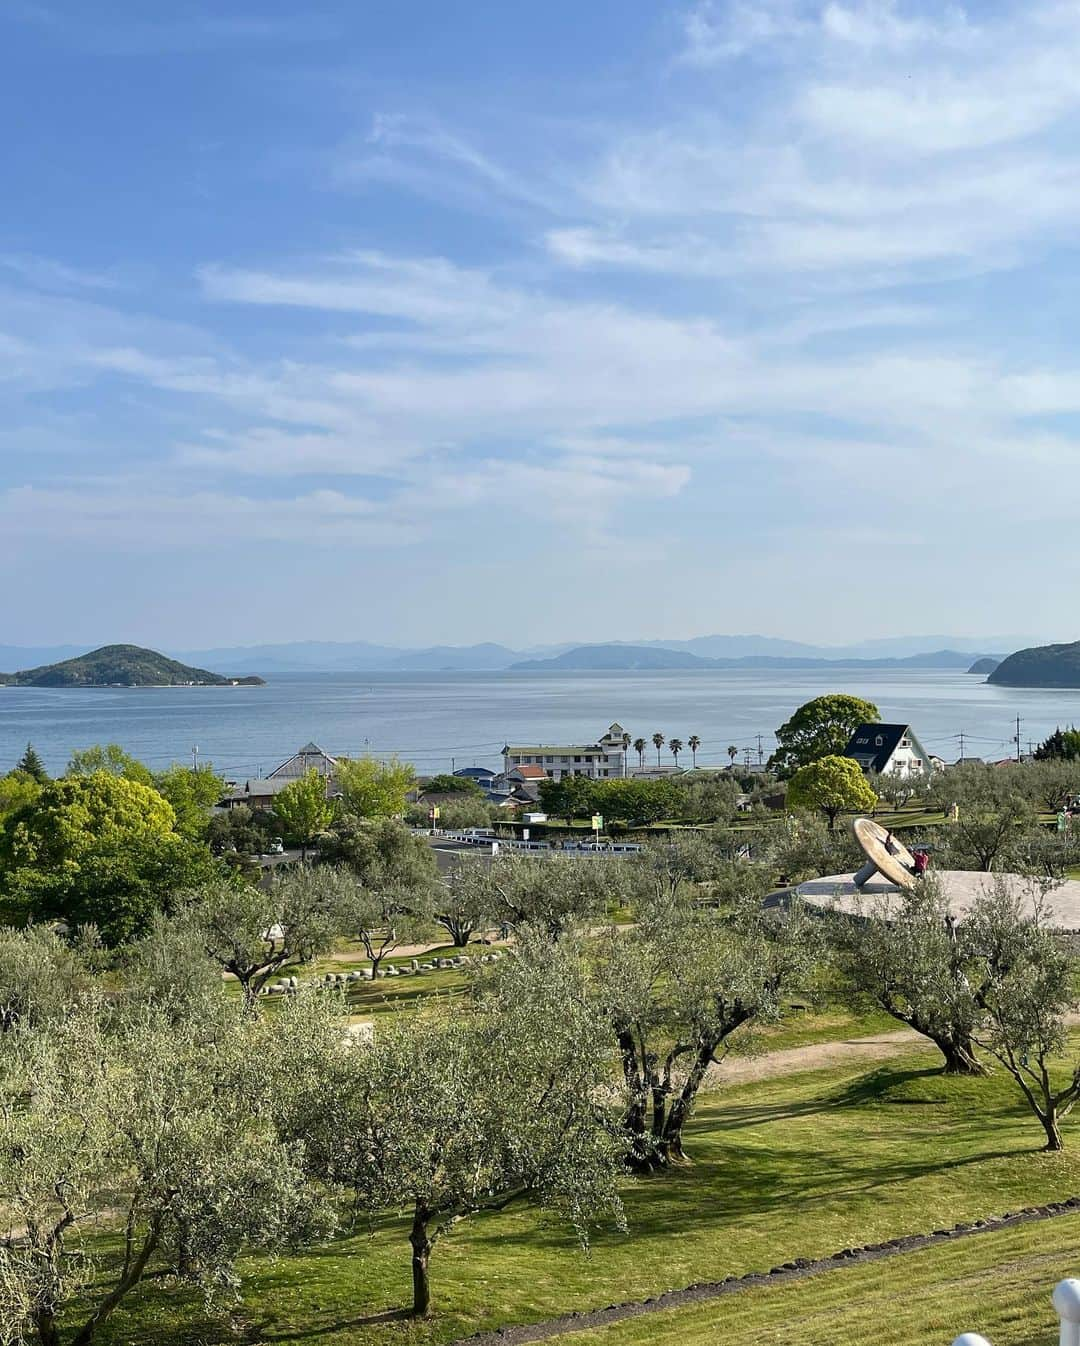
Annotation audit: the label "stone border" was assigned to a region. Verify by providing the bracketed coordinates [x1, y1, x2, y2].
[259, 949, 506, 997]
[452, 1196, 1080, 1346]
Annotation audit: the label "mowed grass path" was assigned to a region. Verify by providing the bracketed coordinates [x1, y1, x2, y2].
[97, 1044, 1080, 1346]
[545, 1217, 1080, 1346]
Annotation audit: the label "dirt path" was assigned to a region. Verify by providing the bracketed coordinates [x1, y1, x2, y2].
[708, 1028, 929, 1086]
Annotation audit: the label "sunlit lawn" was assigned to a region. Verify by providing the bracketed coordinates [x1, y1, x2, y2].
[96, 1040, 1080, 1346]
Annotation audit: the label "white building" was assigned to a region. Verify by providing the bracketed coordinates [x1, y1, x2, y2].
[502, 723, 628, 781]
[843, 723, 932, 779]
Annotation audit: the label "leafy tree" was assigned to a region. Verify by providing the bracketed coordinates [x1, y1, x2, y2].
[632, 737, 646, 769]
[0, 772, 217, 945]
[0, 996, 333, 1346]
[205, 803, 275, 861]
[335, 755, 416, 818]
[153, 764, 225, 839]
[831, 880, 985, 1075]
[273, 767, 334, 860]
[306, 947, 625, 1316]
[66, 743, 153, 786]
[635, 835, 721, 904]
[486, 853, 620, 936]
[539, 773, 595, 822]
[968, 880, 1080, 1150]
[437, 857, 495, 946]
[184, 867, 357, 1012]
[595, 893, 816, 1167]
[409, 795, 494, 830]
[669, 773, 740, 823]
[651, 732, 665, 766]
[590, 777, 679, 825]
[1034, 726, 1080, 761]
[15, 743, 48, 783]
[769, 694, 880, 776]
[688, 734, 701, 767]
[1020, 758, 1080, 814]
[786, 754, 878, 829]
[121, 912, 226, 1019]
[727, 745, 738, 768]
[767, 812, 862, 883]
[422, 774, 482, 795]
[939, 794, 1038, 872]
[0, 925, 89, 1032]
[0, 770, 41, 822]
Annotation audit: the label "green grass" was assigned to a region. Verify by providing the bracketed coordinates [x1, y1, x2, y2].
[93, 1041, 1080, 1346]
[543, 1217, 1080, 1346]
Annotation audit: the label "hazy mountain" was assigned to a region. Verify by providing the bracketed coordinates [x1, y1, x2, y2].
[0, 644, 263, 688]
[512, 645, 991, 673]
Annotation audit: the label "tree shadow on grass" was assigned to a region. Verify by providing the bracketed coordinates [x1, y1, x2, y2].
[250, 1306, 413, 1341]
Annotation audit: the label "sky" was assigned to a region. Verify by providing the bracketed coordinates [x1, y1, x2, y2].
[2, 0, 1079, 649]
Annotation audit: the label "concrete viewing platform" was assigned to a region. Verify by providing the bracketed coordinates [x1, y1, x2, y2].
[795, 870, 1080, 929]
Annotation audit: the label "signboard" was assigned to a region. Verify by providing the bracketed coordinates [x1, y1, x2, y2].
[591, 814, 603, 831]
[429, 805, 440, 822]
[522, 828, 530, 841]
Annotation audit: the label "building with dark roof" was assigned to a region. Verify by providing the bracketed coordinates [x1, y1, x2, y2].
[843, 723, 932, 778]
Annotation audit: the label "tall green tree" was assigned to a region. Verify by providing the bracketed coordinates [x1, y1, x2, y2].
[786, 754, 878, 829]
[335, 756, 416, 818]
[0, 772, 217, 944]
[769, 694, 880, 776]
[153, 764, 226, 839]
[633, 738, 646, 770]
[66, 744, 153, 786]
[668, 737, 684, 768]
[273, 767, 334, 860]
[687, 734, 701, 767]
[16, 743, 48, 783]
[651, 732, 665, 767]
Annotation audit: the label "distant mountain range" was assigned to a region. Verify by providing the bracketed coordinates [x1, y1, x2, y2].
[0, 633, 1033, 675]
[511, 645, 1000, 672]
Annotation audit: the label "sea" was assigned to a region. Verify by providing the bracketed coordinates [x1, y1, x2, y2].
[3, 668, 1080, 781]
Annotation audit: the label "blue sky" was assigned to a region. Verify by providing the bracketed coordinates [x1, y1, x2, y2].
[2, 0, 1078, 648]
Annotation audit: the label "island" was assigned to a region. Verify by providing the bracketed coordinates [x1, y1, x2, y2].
[987, 640, 1080, 688]
[0, 644, 266, 688]
[967, 657, 1000, 675]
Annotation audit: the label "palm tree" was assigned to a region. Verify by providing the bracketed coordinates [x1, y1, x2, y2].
[669, 737, 683, 769]
[727, 744, 738, 770]
[652, 732, 665, 767]
[688, 735, 701, 768]
[633, 737, 646, 770]
[621, 731, 632, 778]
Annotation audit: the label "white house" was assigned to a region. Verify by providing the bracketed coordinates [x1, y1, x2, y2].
[502, 723, 628, 781]
[843, 723, 933, 779]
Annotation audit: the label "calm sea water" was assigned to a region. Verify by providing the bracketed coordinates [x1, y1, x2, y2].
[2, 669, 1080, 779]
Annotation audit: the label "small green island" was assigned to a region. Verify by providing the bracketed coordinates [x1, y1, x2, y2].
[0, 643, 265, 688]
[987, 639, 1080, 688]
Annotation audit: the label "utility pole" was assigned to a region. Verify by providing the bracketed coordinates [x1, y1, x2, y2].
[191, 744, 199, 772]
[958, 731, 965, 763]
[1015, 715, 1022, 763]
[756, 733, 764, 764]
[451, 756, 456, 774]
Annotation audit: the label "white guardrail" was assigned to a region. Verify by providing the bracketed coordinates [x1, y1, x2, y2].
[953, 1278, 1080, 1346]
[416, 828, 642, 854]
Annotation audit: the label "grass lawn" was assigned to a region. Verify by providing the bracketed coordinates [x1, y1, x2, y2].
[94, 1044, 1080, 1346]
[544, 1216, 1080, 1346]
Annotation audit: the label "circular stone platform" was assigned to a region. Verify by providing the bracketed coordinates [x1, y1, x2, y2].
[796, 871, 1080, 929]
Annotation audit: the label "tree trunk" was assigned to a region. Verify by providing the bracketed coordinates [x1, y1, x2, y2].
[34, 1307, 61, 1346]
[70, 1227, 159, 1346]
[409, 1206, 433, 1317]
[658, 1046, 712, 1162]
[1041, 1107, 1064, 1152]
[937, 1035, 987, 1076]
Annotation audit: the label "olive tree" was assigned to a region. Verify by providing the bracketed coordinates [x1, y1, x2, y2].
[486, 853, 622, 936]
[830, 879, 985, 1075]
[0, 996, 333, 1346]
[0, 925, 89, 1032]
[184, 867, 358, 1011]
[968, 880, 1080, 1151]
[594, 893, 817, 1168]
[305, 943, 625, 1316]
[437, 856, 495, 946]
